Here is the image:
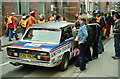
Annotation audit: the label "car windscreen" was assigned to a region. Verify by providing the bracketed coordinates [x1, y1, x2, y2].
[23, 28, 61, 44]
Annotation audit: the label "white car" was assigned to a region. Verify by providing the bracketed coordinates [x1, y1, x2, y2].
[7, 22, 77, 71]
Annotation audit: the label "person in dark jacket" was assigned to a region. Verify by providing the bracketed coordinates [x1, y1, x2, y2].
[112, 13, 120, 59]
[94, 10, 105, 55]
[89, 17, 100, 59]
[105, 13, 114, 37]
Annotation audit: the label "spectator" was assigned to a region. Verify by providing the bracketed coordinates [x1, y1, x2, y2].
[89, 17, 100, 59]
[8, 12, 19, 41]
[52, 13, 57, 21]
[3, 13, 9, 37]
[105, 13, 113, 37]
[20, 13, 26, 20]
[75, 18, 88, 71]
[112, 13, 120, 59]
[26, 11, 37, 30]
[19, 16, 28, 36]
[94, 10, 105, 55]
[37, 14, 46, 23]
[61, 17, 67, 22]
[47, 16, 52, 22]
[56, 15, 61, 22]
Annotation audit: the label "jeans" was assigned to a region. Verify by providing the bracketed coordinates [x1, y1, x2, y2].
[98, 31, 104, 53]
[76, 43, 86, 70]
[8, 28, 18, 40]
[114, 34, 120, 57]
[22, 27, 26, 36]
[84, 42, 92, 61]
[92, 39, 99, 57]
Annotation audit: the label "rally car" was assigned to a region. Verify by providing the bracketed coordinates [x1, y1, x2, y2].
[7, 22, 77, 71]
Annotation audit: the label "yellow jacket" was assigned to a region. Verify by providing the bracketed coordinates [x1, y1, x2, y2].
[20, 19, 28, 27]
[7, 16, 12, 24]
[38, 19, 46, 23]
[96, 16, 102, 23]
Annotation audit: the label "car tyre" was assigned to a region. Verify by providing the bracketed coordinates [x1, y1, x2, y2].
[58, 53, 69, 71]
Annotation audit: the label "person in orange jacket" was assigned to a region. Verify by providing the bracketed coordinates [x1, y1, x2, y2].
[26, 11, 37, 30]
[19, 16, 28, 35]
[47, 16, 52, 22]
[3, 13, 9, 37]
[37, 14, 46, 23]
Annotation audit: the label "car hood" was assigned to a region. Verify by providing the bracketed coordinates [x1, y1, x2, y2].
[8, 41, 59, 52]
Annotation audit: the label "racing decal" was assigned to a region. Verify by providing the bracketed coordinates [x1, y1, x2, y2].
[50, 40, 74, 57]
[8, 46, 51, 52]
[50, 41, 73, 53]
[24, 43, 42, 47]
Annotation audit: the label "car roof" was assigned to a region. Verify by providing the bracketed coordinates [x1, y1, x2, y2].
[29, 22, 74, 29]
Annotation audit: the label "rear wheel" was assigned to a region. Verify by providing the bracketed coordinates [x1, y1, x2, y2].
[58, 53, 69, 71]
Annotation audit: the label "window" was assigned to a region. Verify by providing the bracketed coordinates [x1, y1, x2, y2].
[14, 1, 21, 15]
[60, 26, 73, 43]
[14, 1, 30, 15]
[23, 28, 61, 44]
[63, 2, 69, 7]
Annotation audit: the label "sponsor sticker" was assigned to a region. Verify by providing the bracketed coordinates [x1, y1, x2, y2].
[24, 43, 42, 47]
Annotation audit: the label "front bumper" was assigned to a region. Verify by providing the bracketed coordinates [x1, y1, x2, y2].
[8, 57, 60, 67]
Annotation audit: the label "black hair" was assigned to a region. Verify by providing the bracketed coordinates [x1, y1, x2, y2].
[114, 13, 120, 19]
[80, 18, 86, 22]
[62, 17, 65, 21]
[56, 15, 60, 20]
[26, 15, 29, 19]
[22, 13, 26, 16]
[52, 13, 57, 16]
[112, 11, 115, 16]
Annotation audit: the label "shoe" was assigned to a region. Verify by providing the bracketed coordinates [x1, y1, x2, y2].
[89, 59, 92, 61]
[85, 60, 89, 64]
[16, 38, 19, 40]
[75, 64, 79, 67]
[98, 52, 102, 54]
[112, 56, 116, 58]
[92, 57, 98, 60]
[112, 56, 120, 59]
[80, 68, 86, 72]
[76, 68, 86, 73]
[9, 39, 12, 41]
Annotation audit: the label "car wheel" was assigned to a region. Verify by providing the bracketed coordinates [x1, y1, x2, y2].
[58, 53, 69, 71]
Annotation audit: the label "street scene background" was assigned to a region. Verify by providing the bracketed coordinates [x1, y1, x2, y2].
[0, 0, 120, 78]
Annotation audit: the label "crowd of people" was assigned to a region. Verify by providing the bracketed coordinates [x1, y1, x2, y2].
[3, 10, 120, 72]
[3, 11, 66, 41]
[74, 10, 120, 72]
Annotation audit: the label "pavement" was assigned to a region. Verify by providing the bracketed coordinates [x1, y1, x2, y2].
[72, 36, 118, 77]
[1, 33, 119, 78]
[1, 33, 22, 47]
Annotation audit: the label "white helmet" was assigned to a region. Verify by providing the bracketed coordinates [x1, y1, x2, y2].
[11, 12, 15, 15]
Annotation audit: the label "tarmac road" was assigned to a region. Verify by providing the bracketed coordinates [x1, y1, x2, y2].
[1, 36, 118, 78]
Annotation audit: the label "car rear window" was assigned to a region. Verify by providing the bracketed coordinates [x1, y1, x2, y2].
[23, 28, 61, 44]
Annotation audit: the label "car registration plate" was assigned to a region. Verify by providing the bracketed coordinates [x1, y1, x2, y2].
[19, 53, 36, 59]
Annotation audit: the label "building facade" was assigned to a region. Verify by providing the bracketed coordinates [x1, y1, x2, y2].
[2, 1, 116, 35]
